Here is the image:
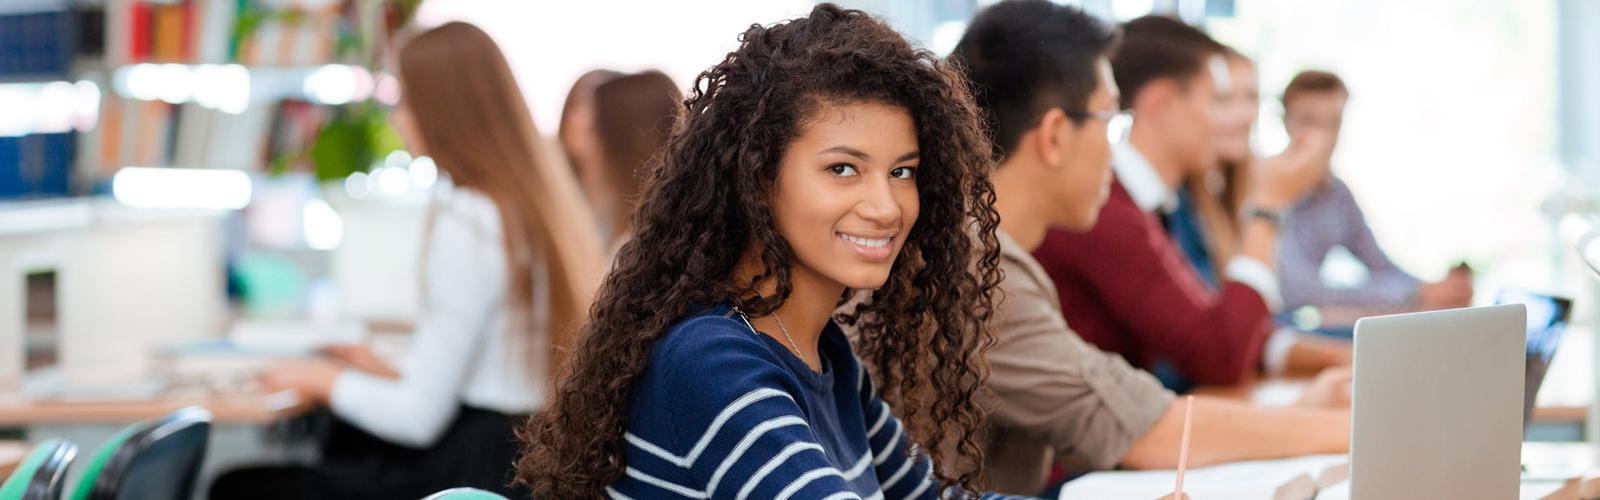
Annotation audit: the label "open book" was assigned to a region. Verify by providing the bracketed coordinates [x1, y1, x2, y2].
[1057, 454, 1349, 500]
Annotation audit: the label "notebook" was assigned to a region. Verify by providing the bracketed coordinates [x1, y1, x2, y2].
[1056, 454, 1349, 500]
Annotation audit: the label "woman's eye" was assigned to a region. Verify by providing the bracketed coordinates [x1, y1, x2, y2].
[828, 163, 859, 177]
[890, 166, 917, 180]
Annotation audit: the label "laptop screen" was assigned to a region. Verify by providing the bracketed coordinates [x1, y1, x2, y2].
[1494, 290, 1573, 431]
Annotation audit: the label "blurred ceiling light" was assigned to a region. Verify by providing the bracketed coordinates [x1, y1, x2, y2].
[155, 63, 194, 104]
[344, 171, 371, 199]
[303, 198, 344, 250]
[930, 21, 967, 56]
[1111, 0, 1155, 20]
[1558, 213, 1593, 246]
[0, 80, 101, 137]
[384, 150, 413, 170]
[374, 73, 400, 106]
[373, 166, 411, 196]
[304, 64, 371, 105]
[192, 64, 252, 114]
[112, 167, 252, 210]
[409, 156, 438, 189]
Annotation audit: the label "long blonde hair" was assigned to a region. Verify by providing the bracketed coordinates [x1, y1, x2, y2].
[397, 22, 602, 384]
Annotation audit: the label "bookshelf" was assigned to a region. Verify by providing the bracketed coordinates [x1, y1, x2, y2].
[1, 0, 407, 202]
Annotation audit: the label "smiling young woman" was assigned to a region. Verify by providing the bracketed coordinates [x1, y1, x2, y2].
[515, 4, 1014, 499]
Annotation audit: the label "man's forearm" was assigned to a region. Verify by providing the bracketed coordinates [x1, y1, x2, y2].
[1121, 396, 1349, 469]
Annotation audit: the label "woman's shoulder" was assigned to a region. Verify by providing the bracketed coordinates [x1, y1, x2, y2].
[433, 184, 503, 238]
[651, 307, 777, 367]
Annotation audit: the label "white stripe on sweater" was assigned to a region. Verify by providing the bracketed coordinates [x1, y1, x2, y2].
[842, 452, 874, 480]
[867, 401, 892, 436]
[705, 416, 808, 497]
[624, 388, 792, 467]
[879, 454, 917, 491]
[735, 442, 826, 500]
[873, 420, 903, 466]
[901, 465, 933, 499]
[774, 467, 852, 500]
[623, 466, 705, 498]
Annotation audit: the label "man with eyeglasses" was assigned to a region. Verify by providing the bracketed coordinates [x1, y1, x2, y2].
[1029, 14, 1354, 394]
[948, 2, 1352, 495]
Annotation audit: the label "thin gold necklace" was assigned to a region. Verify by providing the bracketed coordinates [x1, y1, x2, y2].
[770, 310, 810, 367]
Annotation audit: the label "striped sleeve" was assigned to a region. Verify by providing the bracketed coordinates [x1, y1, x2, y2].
[852, 359, 1040, 500]
[614, 320, 867, 500]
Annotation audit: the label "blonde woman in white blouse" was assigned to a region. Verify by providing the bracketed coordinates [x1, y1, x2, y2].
[210, 22, 601, 500]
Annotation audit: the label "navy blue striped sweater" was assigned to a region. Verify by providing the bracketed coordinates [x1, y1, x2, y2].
[608, 305, 1033, 499]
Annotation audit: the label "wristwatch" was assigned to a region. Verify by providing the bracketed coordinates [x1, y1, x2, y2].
[1245, 205, 1288, 228]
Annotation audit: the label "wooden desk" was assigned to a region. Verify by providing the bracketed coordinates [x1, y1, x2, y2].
[0, 441, 26, 479]
[0, 391, 312, 426]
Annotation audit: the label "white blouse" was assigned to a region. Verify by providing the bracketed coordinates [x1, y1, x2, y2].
[329, 184, 549, 448]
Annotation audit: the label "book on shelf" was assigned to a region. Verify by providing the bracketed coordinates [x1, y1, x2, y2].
[0, 133, 77, 200]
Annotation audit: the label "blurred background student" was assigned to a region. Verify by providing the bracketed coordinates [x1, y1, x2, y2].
[1184, 47, 1259, 282]
[1273, 70, 1475, 322]
[588, 70, 682, 251]
[209, 22, 601, 499]
[559, 68, 623, 233]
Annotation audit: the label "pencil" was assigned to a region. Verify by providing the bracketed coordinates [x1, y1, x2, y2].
[1174, 395, 1194, 498]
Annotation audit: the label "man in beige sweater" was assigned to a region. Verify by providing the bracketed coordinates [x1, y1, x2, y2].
[951, 1, 1353, 495]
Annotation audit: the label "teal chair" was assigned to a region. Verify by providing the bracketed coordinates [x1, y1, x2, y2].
[0, 439, 78, 500]
[71, 407, 211, 500]
[421, 487, 510, 500]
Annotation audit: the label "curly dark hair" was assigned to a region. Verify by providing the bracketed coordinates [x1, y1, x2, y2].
[515, 4, 1003, 497]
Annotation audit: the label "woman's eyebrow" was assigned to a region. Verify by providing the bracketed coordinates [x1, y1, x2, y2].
[820, 145, 870, 160]
[818, 146, 920, 163]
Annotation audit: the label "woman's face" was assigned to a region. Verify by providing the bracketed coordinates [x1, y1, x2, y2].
[770, 100, 921, 292]
[1212, 57, 1259, 165]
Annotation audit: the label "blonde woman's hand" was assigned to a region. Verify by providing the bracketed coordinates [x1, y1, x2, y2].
[323, 343, 400, 379]
[259, 360, 342, 403]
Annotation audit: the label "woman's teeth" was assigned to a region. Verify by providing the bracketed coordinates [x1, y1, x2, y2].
[839, 233, 890, 248]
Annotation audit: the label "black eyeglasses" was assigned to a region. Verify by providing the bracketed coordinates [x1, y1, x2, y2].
[1063, 108, 1135, 143]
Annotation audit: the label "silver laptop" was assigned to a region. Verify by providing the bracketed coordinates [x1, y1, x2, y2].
[1349, 304, 1526, 499]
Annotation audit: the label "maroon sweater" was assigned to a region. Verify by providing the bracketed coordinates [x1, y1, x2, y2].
[1031, 178, 1273, 385]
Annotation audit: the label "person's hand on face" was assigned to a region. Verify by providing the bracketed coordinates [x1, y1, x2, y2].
[769, 100, 920, 291]
[1249, 125, 1334, 208]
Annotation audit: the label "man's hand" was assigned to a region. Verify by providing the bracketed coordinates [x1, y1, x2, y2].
[1297, 366, 1354, 409]
[1417, 267, 1473, 310]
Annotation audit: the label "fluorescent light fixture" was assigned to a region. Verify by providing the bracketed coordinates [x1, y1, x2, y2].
[112, 167, 252, 210]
